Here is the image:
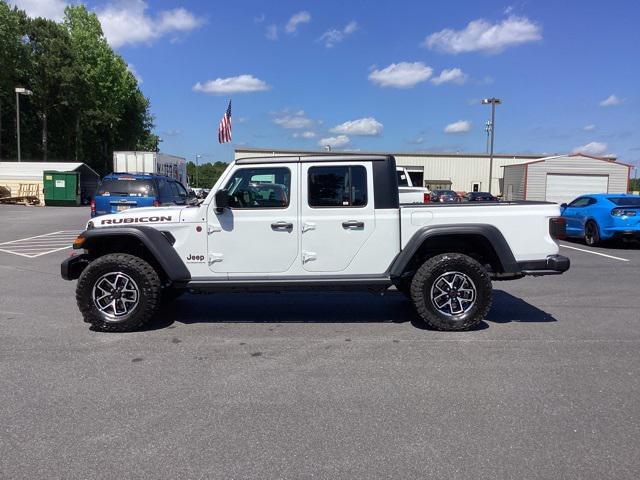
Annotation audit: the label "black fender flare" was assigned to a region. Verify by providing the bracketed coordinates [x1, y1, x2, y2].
[388, 224, 519, 278]
[75, 226, 191, 283]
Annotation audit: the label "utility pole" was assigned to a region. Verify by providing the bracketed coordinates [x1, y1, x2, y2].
[15, 87, 33, 162]
[481, 98, 501, 194]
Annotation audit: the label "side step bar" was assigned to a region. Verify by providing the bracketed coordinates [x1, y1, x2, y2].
[187, 276, 393, 293]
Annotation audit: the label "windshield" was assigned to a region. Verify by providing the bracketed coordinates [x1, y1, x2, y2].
[608, 197, 640, 206]
[97, 179, 156, 197]
[396, 171, 410, 187]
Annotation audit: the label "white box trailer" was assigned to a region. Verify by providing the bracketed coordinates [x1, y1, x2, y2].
[113, 151, 188, 186]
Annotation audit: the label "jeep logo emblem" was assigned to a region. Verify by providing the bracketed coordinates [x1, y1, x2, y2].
[186, 254, 205, 263]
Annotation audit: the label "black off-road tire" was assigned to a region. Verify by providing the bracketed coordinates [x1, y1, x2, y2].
[76, 253, 161, 332]
[584, 220, 601, 247]
[410, 253, 492, 331]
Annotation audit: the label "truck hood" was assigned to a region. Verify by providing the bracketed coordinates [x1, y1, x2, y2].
[89, 205, 185, 229]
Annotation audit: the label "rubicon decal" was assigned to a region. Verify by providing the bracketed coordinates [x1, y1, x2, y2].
[100, 216, 172, 225]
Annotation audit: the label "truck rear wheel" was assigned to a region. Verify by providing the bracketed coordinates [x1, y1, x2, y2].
[410, 253, 492, 331]
[76, 253, 161, 332]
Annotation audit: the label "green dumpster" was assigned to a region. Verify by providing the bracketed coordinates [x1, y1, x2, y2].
[43, 171, 81, 206]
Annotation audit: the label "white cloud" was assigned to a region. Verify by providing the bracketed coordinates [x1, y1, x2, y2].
[330, 117, 383, 136]
[273, 110, 313, 129]
[265, 24, 278, 40]
[583, 124, 596, 131]
[599, 94, 621, 107]
[431, 68, 468, 85]
[10, 0, 67, 21]
[318, 21, 359, 48]
[193, 75, 270, 94]
[573, 141, 607, 156]
[368, 62, 433, 88]
[318, 135, 350, 148]
[293, 131, 317, 139]
[285, 11, 311, 34]
[97, 0, 203, 48]
[444, 120, 471, 134]
[344, 21, 358, 34]
[424, 15, 542, 54]
[127, 63, 143, 84]
[254, 14, 265, 24]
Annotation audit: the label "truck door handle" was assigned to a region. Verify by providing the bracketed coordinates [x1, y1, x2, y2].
[271, 221, 293, 231]
[342, 220, 364, 229]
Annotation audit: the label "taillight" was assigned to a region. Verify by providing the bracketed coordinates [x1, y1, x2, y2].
[90, 199, 95, 216]
[549, 217, 567, 240]
[153, 200, 161, 207]
[423, 193, 431, 204]
[612, 208, 637, 217]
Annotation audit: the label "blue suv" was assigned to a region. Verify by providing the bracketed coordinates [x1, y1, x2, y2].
[91, 173, 190, 217]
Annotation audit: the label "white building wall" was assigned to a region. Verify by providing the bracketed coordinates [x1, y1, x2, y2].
[526, 155, 629, 201]
[502, 164, 526, 200]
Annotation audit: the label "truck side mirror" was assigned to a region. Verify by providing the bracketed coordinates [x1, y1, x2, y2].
[560, 203, 567, 210]
[214, 189, 229, 213]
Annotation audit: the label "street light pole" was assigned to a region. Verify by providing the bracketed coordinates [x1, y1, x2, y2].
[481, 97, 501, 194]
[15, 87, 33, 162]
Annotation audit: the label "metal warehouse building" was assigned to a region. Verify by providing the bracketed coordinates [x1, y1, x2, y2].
[235, 147, 547, 195]
[502, 154, 631, 204]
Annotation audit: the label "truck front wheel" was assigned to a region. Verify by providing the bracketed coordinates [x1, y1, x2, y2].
[410, 253, 492, 331]
[76, 253, 161, 332]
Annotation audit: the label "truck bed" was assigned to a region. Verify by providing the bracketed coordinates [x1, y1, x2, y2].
[399, 201, 561, 262]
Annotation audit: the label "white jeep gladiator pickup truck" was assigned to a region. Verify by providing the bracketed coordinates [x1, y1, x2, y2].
[63, 154, 569, 332]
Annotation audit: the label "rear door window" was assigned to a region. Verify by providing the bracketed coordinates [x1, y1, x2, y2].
[308, 166, 367, 208]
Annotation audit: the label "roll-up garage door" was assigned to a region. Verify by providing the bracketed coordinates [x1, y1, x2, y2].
[545, 174, 609, 204]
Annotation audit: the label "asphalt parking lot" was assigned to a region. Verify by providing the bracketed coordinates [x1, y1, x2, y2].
[1, 204, 639, 480]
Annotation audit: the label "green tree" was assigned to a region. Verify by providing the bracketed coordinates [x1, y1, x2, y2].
[0, 1, 158, 172]
[187, 161, 229, 188]
[23, 16, 76, 161]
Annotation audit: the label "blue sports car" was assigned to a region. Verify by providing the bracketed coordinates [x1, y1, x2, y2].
[561, 193, 640, 246]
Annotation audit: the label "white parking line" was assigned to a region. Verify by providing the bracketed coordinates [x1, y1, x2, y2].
[560, 244, 630, 262]
[0, 230, 80, 258]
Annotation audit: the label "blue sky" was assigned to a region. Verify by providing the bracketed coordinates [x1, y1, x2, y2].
[14, 0, 640, 170]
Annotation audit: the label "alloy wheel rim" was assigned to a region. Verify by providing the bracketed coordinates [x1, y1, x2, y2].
[92, 272, 140, 320]
[430, 271, 476, 317]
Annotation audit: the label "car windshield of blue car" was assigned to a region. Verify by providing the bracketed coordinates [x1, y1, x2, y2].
[608, 197, 640, 206]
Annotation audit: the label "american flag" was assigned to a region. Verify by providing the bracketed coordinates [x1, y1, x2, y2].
[218, 100, 232, 144]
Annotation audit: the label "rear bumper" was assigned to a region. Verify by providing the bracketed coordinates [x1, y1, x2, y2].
[606, 227, 640, 239]
[61, 253, 90, 281]
[517, 254, 570, 276]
